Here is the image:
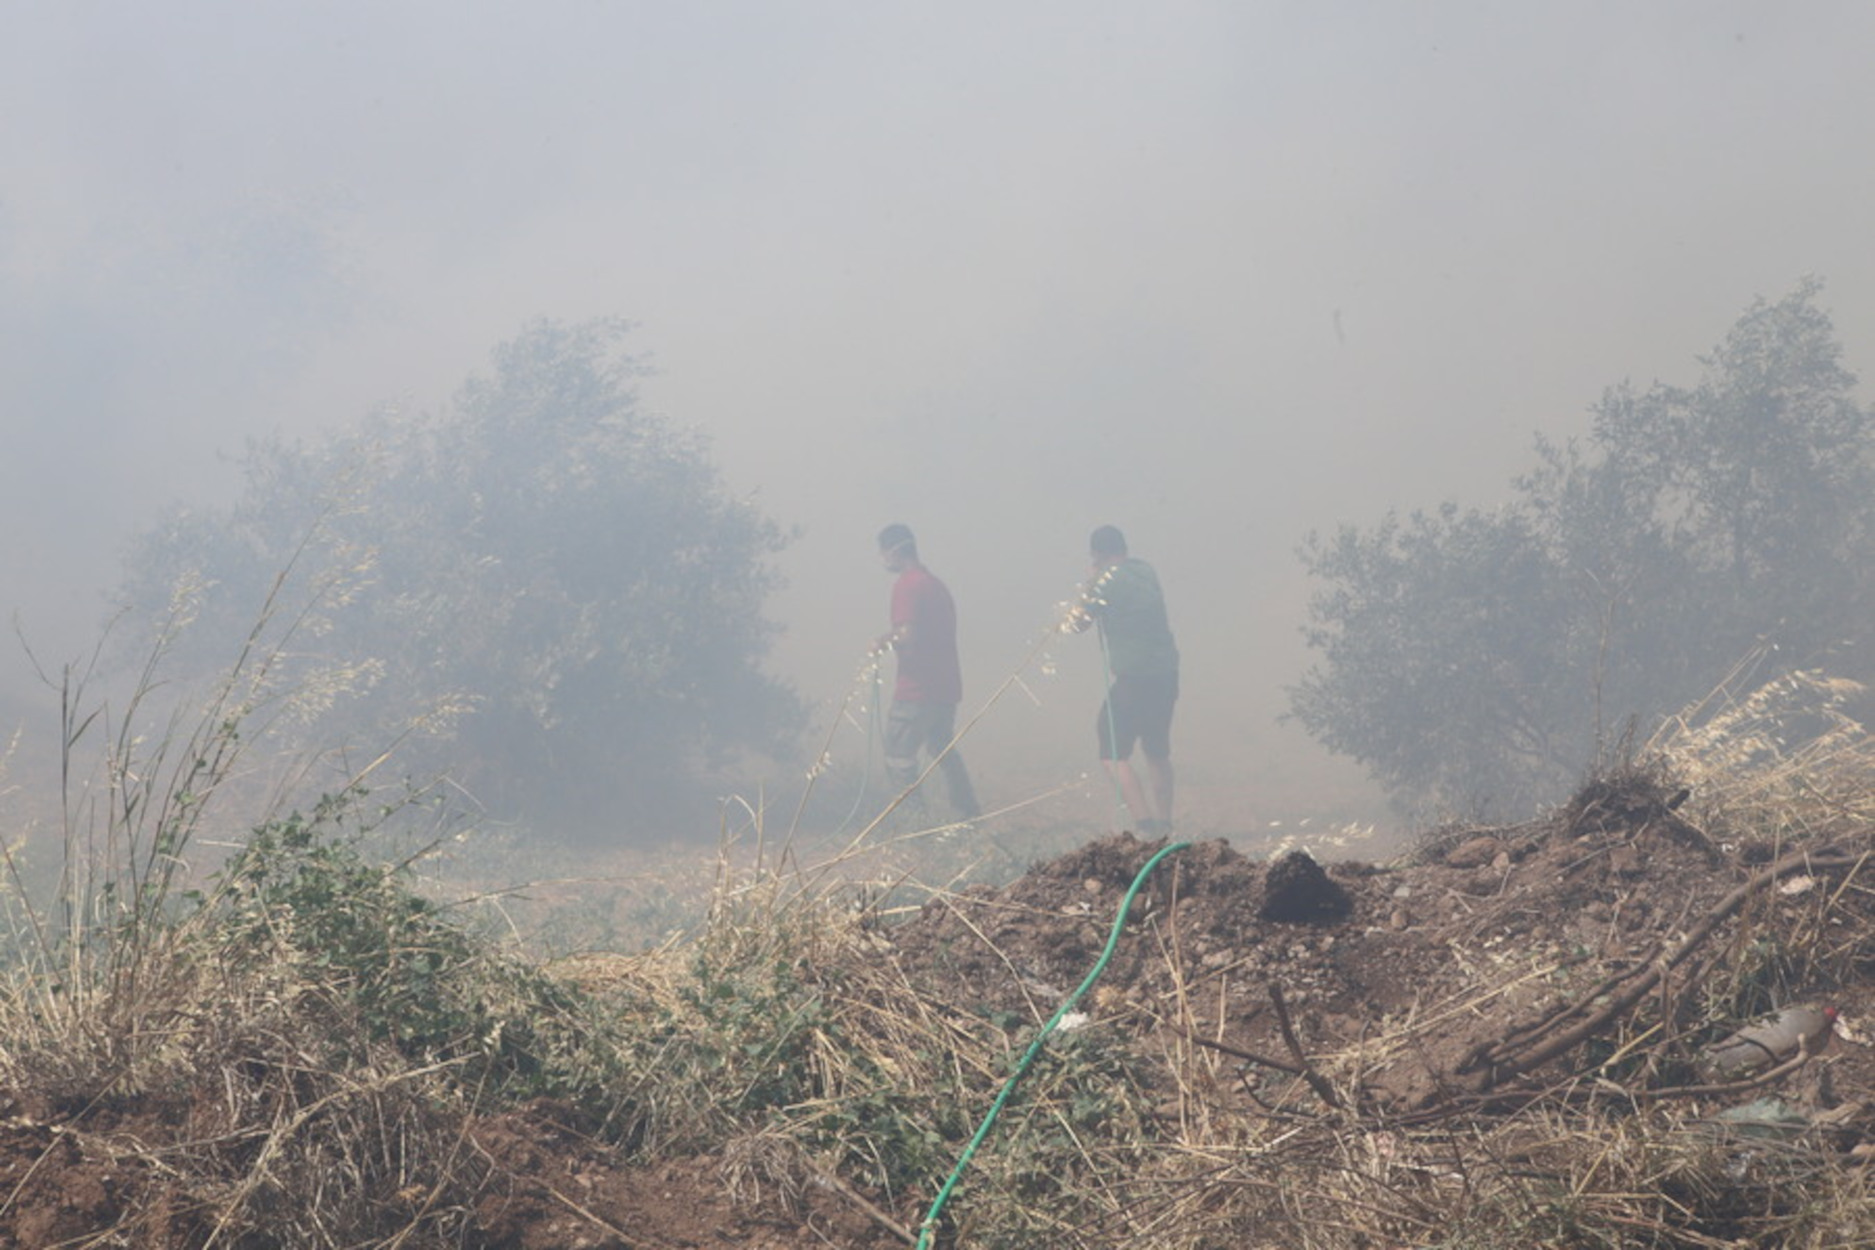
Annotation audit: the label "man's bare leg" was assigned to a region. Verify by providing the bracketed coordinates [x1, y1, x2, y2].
[1143, 755, 1175, 827]
[1104, 757, 1154, 832]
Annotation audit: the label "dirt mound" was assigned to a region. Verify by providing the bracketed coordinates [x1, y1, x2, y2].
[885, 780, 1874, 1112]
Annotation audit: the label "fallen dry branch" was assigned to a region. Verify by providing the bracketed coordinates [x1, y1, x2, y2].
[1459, 841, 1861, 1095]
[1269, 982, 1343, 1110]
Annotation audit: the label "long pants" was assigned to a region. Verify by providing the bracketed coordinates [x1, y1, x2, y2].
[884, 700, 980, 819]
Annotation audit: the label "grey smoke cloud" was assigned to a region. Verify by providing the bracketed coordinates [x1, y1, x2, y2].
[5, 2, 1874, 833]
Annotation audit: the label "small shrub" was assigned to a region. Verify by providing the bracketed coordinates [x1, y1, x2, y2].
[205, 793, 626, 1106]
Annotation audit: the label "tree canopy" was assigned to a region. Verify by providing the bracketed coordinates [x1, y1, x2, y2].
[1290, 279, 1875, 819]
[116, 318, 802, 837]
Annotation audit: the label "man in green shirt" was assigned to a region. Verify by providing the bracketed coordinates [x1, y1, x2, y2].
[1072, 525, 1179, 835]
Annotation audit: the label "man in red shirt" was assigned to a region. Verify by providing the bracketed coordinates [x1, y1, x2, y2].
[875, 524, 980, 822]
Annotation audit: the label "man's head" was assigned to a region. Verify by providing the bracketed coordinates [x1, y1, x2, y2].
[1089, 525, 1128, 564]
[878, 523, 918, 571]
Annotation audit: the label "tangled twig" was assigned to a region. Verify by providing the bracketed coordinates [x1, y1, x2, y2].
[1452, 843, 1858, 1096]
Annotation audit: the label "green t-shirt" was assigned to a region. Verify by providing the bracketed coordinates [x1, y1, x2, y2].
[1085, 558, 1178, 678]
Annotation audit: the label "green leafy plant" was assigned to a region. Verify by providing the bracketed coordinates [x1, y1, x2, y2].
[206, 793, 625, 1105]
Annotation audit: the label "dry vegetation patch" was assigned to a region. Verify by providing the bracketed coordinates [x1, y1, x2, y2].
[2, 672, 1873, 1247]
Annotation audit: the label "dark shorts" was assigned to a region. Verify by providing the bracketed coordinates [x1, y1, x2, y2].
[1097, 673, 1178, 761]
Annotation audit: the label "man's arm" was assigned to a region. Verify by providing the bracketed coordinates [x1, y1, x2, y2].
[1065, 564, 1117, 634]
[875, 620, 912, 653]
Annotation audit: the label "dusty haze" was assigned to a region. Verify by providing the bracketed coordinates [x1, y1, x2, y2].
[5, 3, 1875, 840]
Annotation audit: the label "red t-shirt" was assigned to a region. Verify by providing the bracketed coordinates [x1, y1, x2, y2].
[890, 564, 963, 704]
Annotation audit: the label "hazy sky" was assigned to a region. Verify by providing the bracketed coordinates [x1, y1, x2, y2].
[5, 2, 1875, 834]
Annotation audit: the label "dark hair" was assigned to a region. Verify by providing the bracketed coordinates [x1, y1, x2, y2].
[1089, 525, 1127, 557]
[878, 523, 917, 556]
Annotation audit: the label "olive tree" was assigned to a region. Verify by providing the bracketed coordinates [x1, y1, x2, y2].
[1290, 280, 1875, 819]
[116, 318, 802, 838]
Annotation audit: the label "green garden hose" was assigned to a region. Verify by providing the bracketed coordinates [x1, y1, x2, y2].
[914, 838, 1191, 1248]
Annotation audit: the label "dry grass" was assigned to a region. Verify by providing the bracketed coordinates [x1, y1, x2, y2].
[689, 662, 1875, 1249]
[2, 584, 1872, 1248]
[1074, 666, 1875, 1250]
[1650, 661, 1874, 844]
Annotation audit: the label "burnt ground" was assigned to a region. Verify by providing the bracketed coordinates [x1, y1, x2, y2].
[3, 783, 1871, 1247]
